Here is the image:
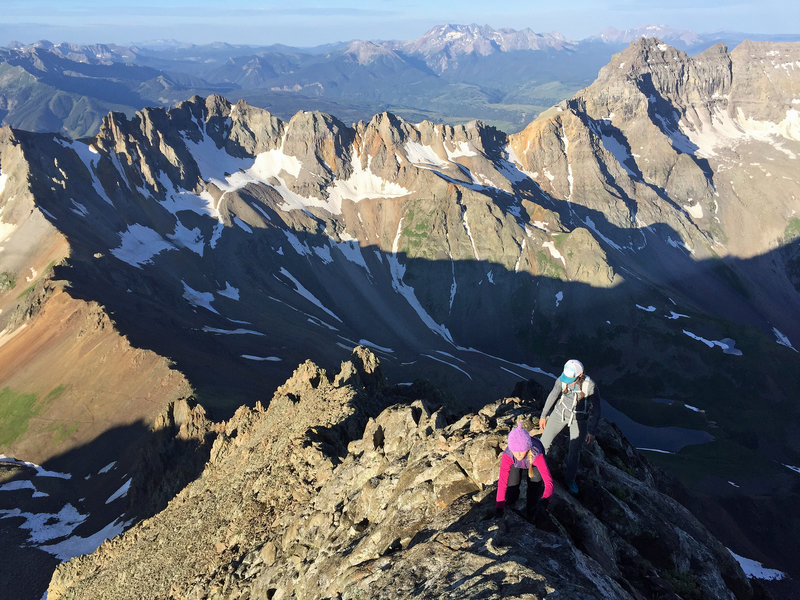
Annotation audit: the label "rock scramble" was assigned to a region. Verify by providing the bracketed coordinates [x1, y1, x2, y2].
[48, 348, 762, 599]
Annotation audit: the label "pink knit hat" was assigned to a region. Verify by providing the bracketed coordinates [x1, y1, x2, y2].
[508, 423, 532, 452]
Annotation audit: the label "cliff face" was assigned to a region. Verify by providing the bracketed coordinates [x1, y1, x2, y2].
[510, 38, 800, 261]
[47, 348, 759, 600]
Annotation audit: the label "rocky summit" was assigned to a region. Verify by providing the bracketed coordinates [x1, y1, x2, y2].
[46, 348, 762, 600]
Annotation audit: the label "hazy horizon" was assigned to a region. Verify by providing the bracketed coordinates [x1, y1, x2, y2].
[2, 0, 798, 48]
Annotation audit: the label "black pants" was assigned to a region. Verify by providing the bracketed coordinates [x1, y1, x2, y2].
[506, 466, 544, 512]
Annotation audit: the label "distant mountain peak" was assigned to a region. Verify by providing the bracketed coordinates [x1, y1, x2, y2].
[597, 25, 702, 47]
[344, 40, 400, 65]
[406, 23, 573, 56]
[393, 23, 574, 74]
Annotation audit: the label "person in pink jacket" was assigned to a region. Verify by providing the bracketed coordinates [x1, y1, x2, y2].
[495, 423, 554, 521]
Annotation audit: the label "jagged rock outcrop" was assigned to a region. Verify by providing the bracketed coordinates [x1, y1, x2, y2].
[47, 349, 760, 600]
[125, 398, 218, 519]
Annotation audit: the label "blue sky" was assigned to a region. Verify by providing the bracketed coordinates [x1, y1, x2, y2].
[1, 0, 797, 47]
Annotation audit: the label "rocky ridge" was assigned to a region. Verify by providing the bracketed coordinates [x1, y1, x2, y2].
[47, 348, 761, 600]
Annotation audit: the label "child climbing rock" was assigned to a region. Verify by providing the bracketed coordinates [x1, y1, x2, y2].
[496, 423, 554, 521]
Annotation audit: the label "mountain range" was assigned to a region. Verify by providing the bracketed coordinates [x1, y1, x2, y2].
[1, 34, 799, 599]
[3, 23, 799, 138]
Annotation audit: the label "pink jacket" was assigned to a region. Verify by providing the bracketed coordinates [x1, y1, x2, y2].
[496, 449, 554, 508]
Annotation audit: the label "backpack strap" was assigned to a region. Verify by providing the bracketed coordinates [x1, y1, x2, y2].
[530, 437, 544, 459]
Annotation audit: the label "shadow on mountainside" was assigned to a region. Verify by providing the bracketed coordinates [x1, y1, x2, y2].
[44, 192, 800, 428]
[3, 342, 798, 599]
[0, 405, 216, 600]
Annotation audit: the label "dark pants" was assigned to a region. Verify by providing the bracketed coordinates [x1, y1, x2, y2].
[506, 466, 544, 511]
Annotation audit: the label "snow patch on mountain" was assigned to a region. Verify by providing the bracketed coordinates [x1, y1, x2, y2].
[217, 283, 240, 300]
[334, 240, 370, 274]
[773, 327, 797, 351]
[392, 218, 404, 255]
[328, 153, 410, 207]
[427, 166, 485, 193]
[683, 107, 800, 158]
[0, 479, 48, 498]
[312, 243, 333, 264]
[445, 141, 478, 160]
[404, 141, 449, 168]
[666, 311, 689, 320]
[249, 148, 302, 179]
[70, 200, 89, 217]
[66, 141, 114, 206]
[224, 165, 326, 215]
[683, 201, 704, 219]
[682, 330, 742, 355]
[105, 478, 132, 504]
[0, 458, 131, 561]
[168, 221, 205, 256]
[358, 339, 394, 353]
[202, 326, 264, 335]
[561, 131, 574, 200]
[0, 503, 86, 548]
[728, 549, 787, 581]
[199, 147, 339, 215]
[499, 148, 536, 184]
[182, 281, 219, 314]
[583, 215, 621, 250]
[42, 517, 132, 563]
[542, 241, 566, 267]
[210, 222, 224, 248]
[111, 224, 173, 268]
[462, 209, 480, 260]
[160, 183, 221, 222]
[278, 267, 342, 323]
[594, 122, 638, 177]
[0, 456, 71, 479]
[421, 353, 472, 380]
[183, 131, 251, 183]
[284, 230, 313, 257]
[233, 216, 253, 233]
[387, 254, 454, 343]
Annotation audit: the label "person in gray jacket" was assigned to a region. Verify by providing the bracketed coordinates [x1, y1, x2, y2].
[538, 359, 601, 494]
